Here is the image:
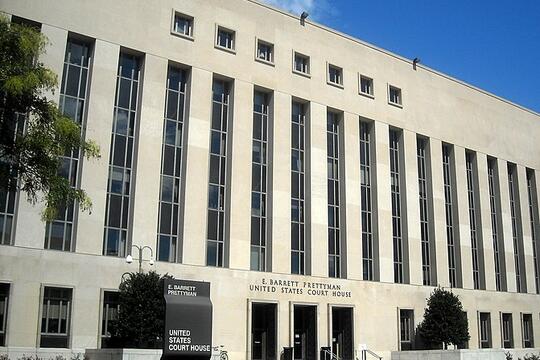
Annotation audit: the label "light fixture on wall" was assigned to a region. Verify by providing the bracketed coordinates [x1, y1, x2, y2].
[125, 245, 154, 273]
[300, 11, 309, 26]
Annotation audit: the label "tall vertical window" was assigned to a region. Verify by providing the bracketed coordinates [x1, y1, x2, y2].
[103, 52, 141, 257]
[501, 313, 514, 348]
[40, 287, 72, 348]
[0, 113, 24, 246]
[1, 18, 41, 246]
[251, 91, 269, 271]
[360, 121, 375, 280]
[390, 129, 406, 283]
[157, 66, 187, 263]
[526, 169, 540, 294]
[101, 291, 119, 348]
[479, 312, 492, 348]
[417, 137, 433, 285]
[522, 313, 534, 348]
[399, 309, 414, 351]
[443, 144, 460, 288]
[44, 37, 92, 252]
[508, 164, 526, 293]
[466, 151, 484, 289]
[0, 283, 9, 346]
[488, 159, 505, 291]
[291, 102, 306, 275]
[327, 111, 342, 278]
[207, 79, 231, 267]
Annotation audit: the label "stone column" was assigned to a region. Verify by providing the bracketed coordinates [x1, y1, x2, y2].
[373, 121, 393, 283]
[477, 152, 496, 291]
[517, 165, 535, 293]
[454, 146, 474, 289]
[182, 67, 213, 266]
[343, 111, 361, 280]
[77, 40, 119, 255]
[498, 160, 517, 292]
[430, 138, 450, 287]
[403, 129, 422, 285]
[271, 91, 292, 273]
[308, 102, 328, 277]
[228, 80, 253, 270]
[131, 54, 167, 254]
[15, 25, 68, 249]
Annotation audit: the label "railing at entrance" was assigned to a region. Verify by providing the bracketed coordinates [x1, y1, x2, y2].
[321, 348, 341, 360]
[358, 349, 383, 360]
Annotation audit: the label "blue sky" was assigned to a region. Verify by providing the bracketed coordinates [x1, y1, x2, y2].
[262, 0, 540, 113]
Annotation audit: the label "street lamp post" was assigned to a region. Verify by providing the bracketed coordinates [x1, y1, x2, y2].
[126, 245, 154, 273]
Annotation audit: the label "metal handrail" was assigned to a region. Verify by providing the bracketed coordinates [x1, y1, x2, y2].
[366, 349, 382, 360]
[322, 349, 341, 360]
[357, 349, 383, 360]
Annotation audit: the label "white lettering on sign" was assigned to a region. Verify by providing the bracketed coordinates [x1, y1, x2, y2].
[167, 284, 197, 297]
[167, 329, 210, 353]
[249, 278, 352, 298]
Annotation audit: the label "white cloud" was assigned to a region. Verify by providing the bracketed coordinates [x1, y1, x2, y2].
[260, 0, 335, 21]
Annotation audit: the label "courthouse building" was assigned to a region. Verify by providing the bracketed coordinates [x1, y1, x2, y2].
[1, 0, 540, 359]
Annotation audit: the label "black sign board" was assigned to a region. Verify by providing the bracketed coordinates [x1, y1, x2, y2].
[163, 279, 212, 359]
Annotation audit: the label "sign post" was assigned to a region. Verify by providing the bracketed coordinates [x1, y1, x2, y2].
[163, 279, 212, 359]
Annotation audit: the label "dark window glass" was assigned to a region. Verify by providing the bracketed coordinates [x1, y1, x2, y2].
[40, 287, 72, 348]
[103, 52, 141, 257]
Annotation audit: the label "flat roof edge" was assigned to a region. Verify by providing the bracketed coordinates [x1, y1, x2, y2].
[247, 0, 540, 118]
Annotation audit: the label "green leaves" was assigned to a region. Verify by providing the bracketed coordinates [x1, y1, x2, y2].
[417, 287, 470, 349]
[114, 271, 173, 348]
[0, 15, 100, 221]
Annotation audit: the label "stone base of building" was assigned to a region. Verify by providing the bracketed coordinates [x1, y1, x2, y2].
[392, 349, 540, 360]
[0, 347, 86, 360]
[85, 349, 162, 360]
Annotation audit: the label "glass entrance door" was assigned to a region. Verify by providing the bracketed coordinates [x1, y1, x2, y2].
[331, 307, 353, 360]
[252, 303, 277, 360]
[293, 305, 317, 360]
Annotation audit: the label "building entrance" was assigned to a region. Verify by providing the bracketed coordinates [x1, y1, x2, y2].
[331, 307, 354, 360]
[251, 303, 277, 360]
[293, 305, 317, 360]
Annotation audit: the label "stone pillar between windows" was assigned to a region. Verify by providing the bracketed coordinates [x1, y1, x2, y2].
[477, 152, 497, 291]
[517, 165, 536, 294]
[271, 91, 292, 274]
[343, 111, 361, 280]
[403, 129, 422, 286]
[131, 55, 167, 255]
[5, 283, 40, 347]
[228, 80, 253, 270]
[77, 40, 120, 255]
[455, 146, 474, 289]
[430, 138, 450, 287]
[373, 121, 392, 283]
[498, 160, 517, 292]
[182, 67, 213, 266]
[15, 25, 68, 249]
[308, 102, 328, 277]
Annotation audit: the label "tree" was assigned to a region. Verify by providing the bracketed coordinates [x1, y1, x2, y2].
[113, 271, 172, 348]
[417, 287, 470, 349]
[0, 16, 99, 220]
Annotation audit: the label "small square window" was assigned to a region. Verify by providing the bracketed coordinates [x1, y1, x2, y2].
[172, 12, 194, 39]
[389, 85, 402, 106]
[293, 51, 310, 76]
[360, 75, 374, 97]
[216, 26, 235, 52]
[328, 64, 343, 87]
[256, 39, 274, 64]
